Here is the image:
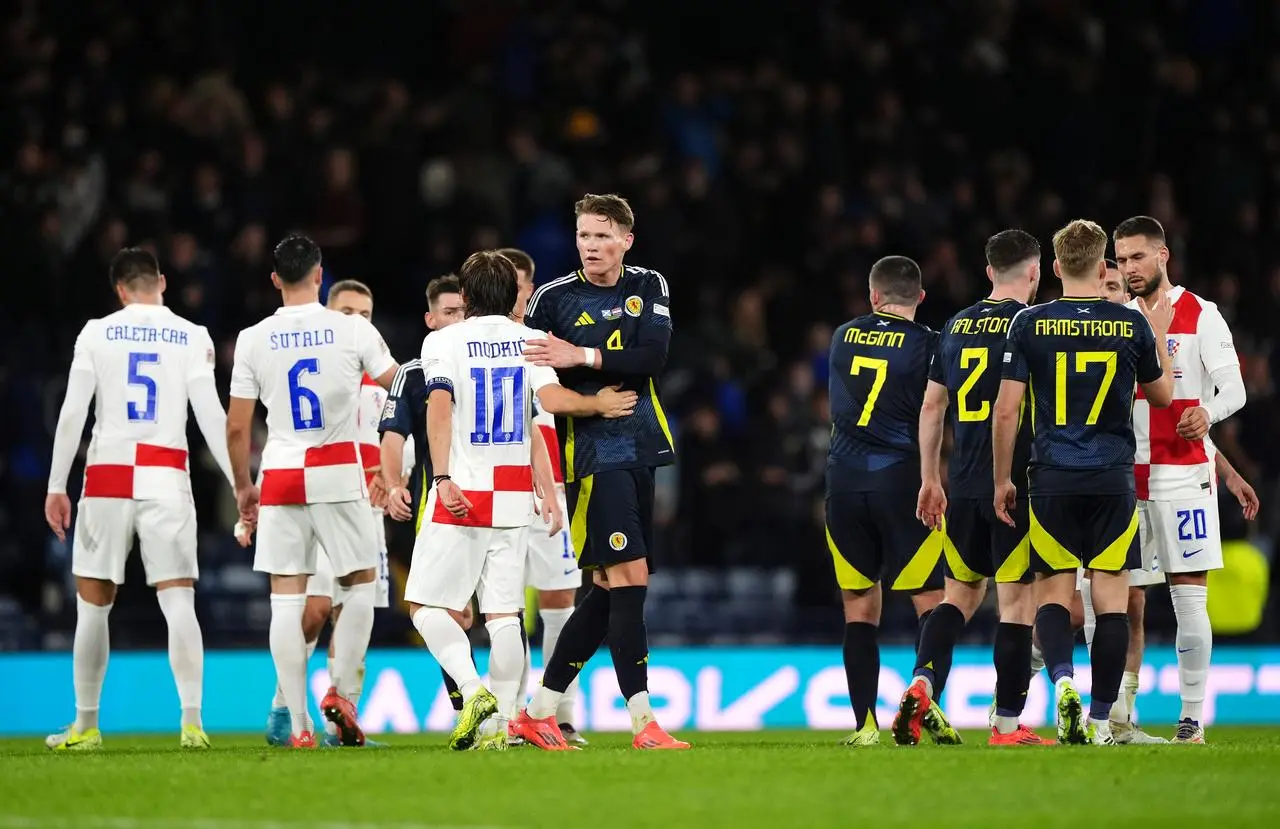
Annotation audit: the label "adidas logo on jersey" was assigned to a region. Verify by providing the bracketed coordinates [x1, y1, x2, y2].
[575, 312, 595, 326]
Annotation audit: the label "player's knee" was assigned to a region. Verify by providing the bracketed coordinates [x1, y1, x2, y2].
[841, 586, 881, 623]
[337, 567, 376, 587]
[302, 598, 332, 641]
[1169, 571, 1208, 587]
[910, 588, 944, 617]
[943, 579, 986, 619]
[1127, 586, 1146, 621]
[603, 559, 648, 587]
[995, 583, 1035, 625]
[153, 578, 195, 591]
[539, 588, 576, 610]
[76, 576, 117, 607]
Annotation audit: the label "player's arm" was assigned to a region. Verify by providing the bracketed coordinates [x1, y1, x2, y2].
[916, 379, 949, 530]
[378, 365, 416, 521]
[536, 382, 637, 418]
[1134, 294, 1174, 408]
[1178, 306, 1246, 440]
[45, 324, 98, 541]
[590, 276, 671, 375]
[354, 315, 400, 389]
[529, 421, 563, 536]
[421, 339, 471, 517]
[187, 329, 236, 490]
[226, 330, 260, 525]
[1215, 450, 1260, 521]
[993, 313, 1030, 526]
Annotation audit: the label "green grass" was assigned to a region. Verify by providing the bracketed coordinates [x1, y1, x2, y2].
[3, 729, 1280, 828]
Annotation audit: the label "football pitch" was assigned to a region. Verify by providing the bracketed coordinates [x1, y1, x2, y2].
[3, 729, 1280, 828]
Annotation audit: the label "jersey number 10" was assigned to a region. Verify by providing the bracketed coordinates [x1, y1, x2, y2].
[470, 366, 525, 446]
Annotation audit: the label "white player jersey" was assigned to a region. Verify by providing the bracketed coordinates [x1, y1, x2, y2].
[420, 315, 559, 528]
[1127, 286, 1239, 500]
[230, 302, 395, 505]
[357, 373, 387, 488]
[533, 406, 565, 485]
[71, 304, 216, 500]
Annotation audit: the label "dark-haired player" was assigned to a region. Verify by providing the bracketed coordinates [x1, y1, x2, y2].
[994, 219, 1174, 745]
[826, 255, 947, 747]
[895, 230, 1044, 747]
[515, 193, 688, 750]
[44, 248, 235, 751]
[227, 234, 400, 748]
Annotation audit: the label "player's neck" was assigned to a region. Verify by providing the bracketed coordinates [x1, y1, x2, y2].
[280, 287, 320, 307]
[874, 303, 916, 320]
[582, 265, 622, 288]
[986, 286, 1025, 303]
[1058, 277, 1101, 299]
[122, 292, 163, 306]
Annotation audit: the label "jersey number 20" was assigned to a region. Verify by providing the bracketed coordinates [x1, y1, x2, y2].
[470, 366, 525, 446]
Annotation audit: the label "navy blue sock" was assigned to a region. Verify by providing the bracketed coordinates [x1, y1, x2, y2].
[1035, 603, 1075, 684]
[1088, 613, 1129, 721]
[912, 603, 965, 698]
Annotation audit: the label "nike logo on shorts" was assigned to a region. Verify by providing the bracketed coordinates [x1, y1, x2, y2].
[1182, 549, 1202, 559]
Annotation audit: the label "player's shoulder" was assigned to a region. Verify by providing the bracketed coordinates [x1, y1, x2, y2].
[529, 271, 582, 303]
[623, 264, 669, 296]
[1177, 288, 1225, 323]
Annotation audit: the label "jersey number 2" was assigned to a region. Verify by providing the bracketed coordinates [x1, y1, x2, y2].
[850, 356, 888, 426]
[288, 358, 324, 431]
[127, 352, 159, 422]
[956, 347, 990, 422]
[470, 366, 525, 446]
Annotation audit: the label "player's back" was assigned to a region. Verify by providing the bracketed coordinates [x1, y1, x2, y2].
[828, 311, 937, 492]
[1005, 297, 1160, 493]
[933, 299, 1031, 495]
[77, 303, 213, 499]
[422, 315, 556, 527]
[231, 302, 393, 504]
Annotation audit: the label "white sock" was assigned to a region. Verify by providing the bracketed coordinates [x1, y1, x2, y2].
[527, 685, 563, 720]
[156, 587, 203, 729]
[911, 674, 934, 699]
[272, 639, 315, 710]
[1109, 682, 1130, 725]
[540, 607, 580, 723]
[1122, 670, 1140, 720]
[626, 690, 656, 735]
[412, 606, 482, 699]
[485, 617, 525, 718]
[269, 594, 310, 737]
[351, 659, 366, 708]
[332, 582, 375, 700]
[1170, 584, 1211, 723]
[1029, 642, 1045, 677]
[1080, 579, 1096, 651]
[73, 596, 112, 733]
[994, 714, 1019, 735]
[519, 631, 532, 709]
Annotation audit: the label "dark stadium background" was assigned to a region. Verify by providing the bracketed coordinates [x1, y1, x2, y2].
[0, 0, 1275, 651]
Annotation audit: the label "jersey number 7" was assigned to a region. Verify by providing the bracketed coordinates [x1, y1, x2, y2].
[850, 356, 888, 426]
[127, 352, 160, 422]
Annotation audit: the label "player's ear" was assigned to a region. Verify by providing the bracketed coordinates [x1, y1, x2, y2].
[869, 287, 880, 307]
[918, 289, 926, 304]
[1052, 260, 1063, 280]
[270, 272, 283, 291]
[157, 273, 167, 294]
[623, 232, 634, 252]
[1158, 244, 1170, 268]
[424, 311, 432, 329]
[1095, 260, 1106, 281]
[985, 264, 996, 285]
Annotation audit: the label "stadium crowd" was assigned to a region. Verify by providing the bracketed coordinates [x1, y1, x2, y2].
[1, 0, 1276, 649]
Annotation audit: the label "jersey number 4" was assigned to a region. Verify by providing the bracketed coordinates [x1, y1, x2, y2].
[470, 366, 525, 446]
[1054, 351, 1117, 425]
[127, 352, 159, 422]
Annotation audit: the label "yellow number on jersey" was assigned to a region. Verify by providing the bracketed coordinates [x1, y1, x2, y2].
[1054, 350, 1117, 425]
[606, 330, 623, 351]
[850, 356, 888, 426]
[956, 347, 990, 422]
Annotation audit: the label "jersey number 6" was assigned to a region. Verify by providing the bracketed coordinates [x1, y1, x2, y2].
[288, 358, 325, 431]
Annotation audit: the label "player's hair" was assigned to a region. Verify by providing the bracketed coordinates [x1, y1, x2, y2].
[272, 233, 322, 284]
[575, 193, 635, 232]
[984, 229, 1040, 279]
[425, 274, 461, 309]
[1112, 215, 1166, 244]
[868, 255, 923, 306]
[459, 251, 518, 318]
[109, 247, 162, 289]
[497, 247, 535, 280]
[1104, 258, 1119, 270]
[327, 279, 372, 306]
[1051, 219, 1108, 279]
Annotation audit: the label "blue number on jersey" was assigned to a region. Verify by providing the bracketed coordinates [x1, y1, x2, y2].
[288, 358, 324, 431]
[127, 352, 159, 422]
[469, 366, 526, 446]
[1177, 508, 1208, 541]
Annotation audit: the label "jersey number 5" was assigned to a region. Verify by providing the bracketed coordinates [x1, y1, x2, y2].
[470, 366, 525, 446]
[850, 356, 888, 426]
[127, 352, 159, 422]
[1054, 351, 1117, 425]
[288, 358, 324, 431]
[956, 347, 990, 422]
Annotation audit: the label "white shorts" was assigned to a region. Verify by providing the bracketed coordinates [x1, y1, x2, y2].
[73, 497, 197, 585]
[405, 522, 528, 614]
[1077, 564, 1163, 590]
[306, 508, 391, 608]
[525, 500, 580, 592]
[1139, 495, 1224, 575]
[254, 501, 378, 579]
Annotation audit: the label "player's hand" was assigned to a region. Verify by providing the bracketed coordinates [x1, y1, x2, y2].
[234, 520, 255, 547]
[438, 479, 473, 518]
[540, 494, 564, 537]
[367, 473, 388, 510]
[595, 384, 638, 418]
[1136, 290, 1174, 336]
[524, 332, 584, 369]
[994, 480, 1018, 528]
[45, 493, 72, 542]
[1225, 472, 1260, 521]
[1176, 406, 1211, 441]
[386, 485, 413, 522]
[916, 481, 947, 532]
[235, 484, 260, 526]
